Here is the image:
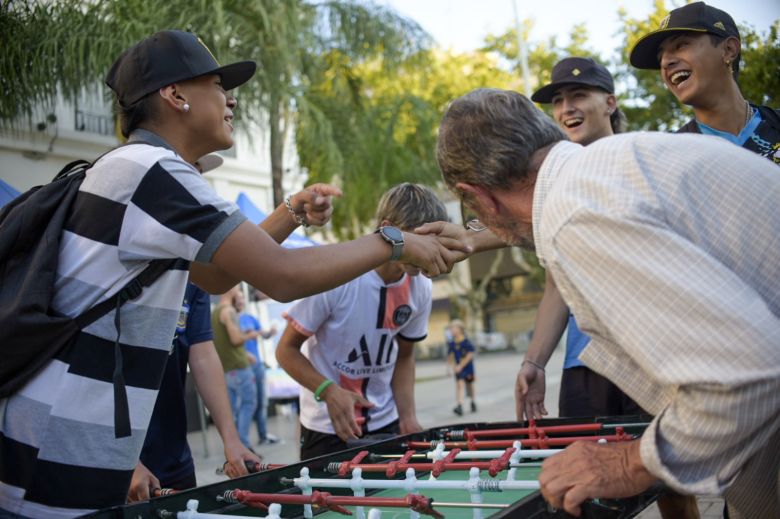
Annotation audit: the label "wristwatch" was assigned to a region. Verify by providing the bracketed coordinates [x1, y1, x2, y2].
[375, 226, 404, 261]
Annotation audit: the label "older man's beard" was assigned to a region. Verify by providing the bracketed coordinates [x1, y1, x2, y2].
[482, 214, 535, 251]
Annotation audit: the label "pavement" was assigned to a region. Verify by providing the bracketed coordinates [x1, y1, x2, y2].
[187, 349, 724, 518]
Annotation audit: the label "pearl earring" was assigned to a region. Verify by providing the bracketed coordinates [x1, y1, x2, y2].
[183, 103, 190, 112]
[725, 59, 731, 67]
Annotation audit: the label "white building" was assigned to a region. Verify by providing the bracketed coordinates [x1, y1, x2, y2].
[0, 85, 306, 212]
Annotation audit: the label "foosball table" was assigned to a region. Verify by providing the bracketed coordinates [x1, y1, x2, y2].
[85, 416, 660, 519]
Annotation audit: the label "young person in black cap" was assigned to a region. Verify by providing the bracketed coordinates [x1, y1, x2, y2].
[516, 57, 637, 425]
[630, 1, 780, 165]
[0, 30, 468, 518]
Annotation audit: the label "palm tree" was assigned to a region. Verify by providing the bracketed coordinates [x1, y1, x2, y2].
[1, 0, 430, 206]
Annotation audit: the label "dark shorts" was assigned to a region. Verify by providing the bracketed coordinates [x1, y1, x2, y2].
[300, 420, 400, 461]
[559, 366, 644, 417]
[455, 372, 475, 383]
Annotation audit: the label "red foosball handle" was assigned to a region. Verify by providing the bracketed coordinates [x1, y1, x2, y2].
[224, 489, 443, 517]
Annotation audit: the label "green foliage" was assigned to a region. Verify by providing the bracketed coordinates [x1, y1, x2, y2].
[299, 48, 515, 238]
[739, 20, 780, 107]
[1, 0, 431, 209]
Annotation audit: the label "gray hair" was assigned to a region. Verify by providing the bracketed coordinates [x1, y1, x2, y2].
[437, 89, 566, 192]
[375, 183, 449, 230]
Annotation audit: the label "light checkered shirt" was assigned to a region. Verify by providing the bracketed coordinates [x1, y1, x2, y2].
[533, 134, 780, 518]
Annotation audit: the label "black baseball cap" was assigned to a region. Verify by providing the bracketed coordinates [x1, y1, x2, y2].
[531, 57, 614, 104]
[630, 2, 740, 69]
[106, 30, 257, 107]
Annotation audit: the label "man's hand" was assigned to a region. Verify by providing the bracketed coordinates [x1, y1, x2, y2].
[539, 440, 657, 517]
[246, 351, 258, 365]
[222, 438, 263, 478]
[322, 384, 375, 441]
[415, 221, 469, 241]
[454, 363, 463, 375]
[515, 361, 547, 421]
[289, 183, 342, 227]
[399, 231, 471, 277]
[127, 461, 160, 503]
[415, 221, 506, 255]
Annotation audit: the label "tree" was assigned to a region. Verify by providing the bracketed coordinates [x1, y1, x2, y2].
[300, 48, 516, 238]
[0, 0, 430, 206]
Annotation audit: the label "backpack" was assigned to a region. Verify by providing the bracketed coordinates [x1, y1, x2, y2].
[0, 154, 174, 438]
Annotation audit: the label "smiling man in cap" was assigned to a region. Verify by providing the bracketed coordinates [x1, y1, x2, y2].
[630, 1, 780, 165]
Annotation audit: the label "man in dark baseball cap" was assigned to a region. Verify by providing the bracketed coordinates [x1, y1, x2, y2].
[629, 2, 780, 166]
[629, 1, 739, 71]
[531, 57, 624, 146]
[531, 57, 614, 104]
[106, 30, 256, 107]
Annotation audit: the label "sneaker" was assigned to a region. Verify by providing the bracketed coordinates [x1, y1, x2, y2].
[259, 436, 279, 445]
[470, 401, 477, 413]
[453, 404, 463, 416]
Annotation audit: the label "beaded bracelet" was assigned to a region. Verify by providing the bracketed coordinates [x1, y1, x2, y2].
[314, 379, 334, 402]
[523, 359, 546, 372]
[284, 194, 310, 228]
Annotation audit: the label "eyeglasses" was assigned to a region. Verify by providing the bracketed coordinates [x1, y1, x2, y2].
[465, 218, 487, 232]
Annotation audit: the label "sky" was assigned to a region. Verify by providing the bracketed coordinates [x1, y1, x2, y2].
[380, 0, 779, 57]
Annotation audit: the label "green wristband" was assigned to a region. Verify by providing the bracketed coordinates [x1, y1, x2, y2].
[314, 379, 334, 402]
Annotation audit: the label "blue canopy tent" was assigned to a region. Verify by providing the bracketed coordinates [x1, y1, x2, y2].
[235, 192, 319, 248]
[0, 179, 21, 209]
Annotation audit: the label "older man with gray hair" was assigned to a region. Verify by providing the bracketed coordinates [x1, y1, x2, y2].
[427, 88, 780, 518]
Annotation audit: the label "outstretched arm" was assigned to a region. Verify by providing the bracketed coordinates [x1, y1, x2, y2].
[189, 340, 261, 478]
[515, 271, 569, 421]
[190, 184, 340, 292]
[193, 221, 470, 300]
[415, 221, 507, 255]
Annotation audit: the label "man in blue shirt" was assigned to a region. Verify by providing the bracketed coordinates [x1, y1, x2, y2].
[237, 293, 278, 446]
[630, 2, 780, 164]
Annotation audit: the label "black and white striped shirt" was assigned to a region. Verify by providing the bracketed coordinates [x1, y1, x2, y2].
[0, 134, 245, 517]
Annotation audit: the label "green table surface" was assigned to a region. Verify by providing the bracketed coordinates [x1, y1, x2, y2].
[312, 466, 540, 519]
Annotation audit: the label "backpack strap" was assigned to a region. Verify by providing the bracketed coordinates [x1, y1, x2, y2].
[73, 259, 176, 329]
[74, 258, 178, 438]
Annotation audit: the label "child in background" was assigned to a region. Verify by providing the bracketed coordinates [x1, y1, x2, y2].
[446, 319, 476, 416]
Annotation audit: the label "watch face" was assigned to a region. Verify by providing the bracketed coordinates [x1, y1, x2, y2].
[382, 226, 404, 242]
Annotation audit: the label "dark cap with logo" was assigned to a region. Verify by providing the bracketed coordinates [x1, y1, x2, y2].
[106, 30, 257, 107]
[630, 2, 740, 69]
[531, 57, 614, 104]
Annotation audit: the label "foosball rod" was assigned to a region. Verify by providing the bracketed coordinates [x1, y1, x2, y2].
[219, 489, 444, 518]
[215, 460, 286, 476]
[446, 420, 648, 440]
[405, 431, 634, 450]
[280, 473, 540, 491]
[369, 447, 561, 461]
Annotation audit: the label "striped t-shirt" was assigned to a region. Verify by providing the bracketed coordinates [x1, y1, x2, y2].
[0, 139, 245, 518]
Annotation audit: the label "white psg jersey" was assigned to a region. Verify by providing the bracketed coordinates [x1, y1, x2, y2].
[284, 270, 432, 433]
